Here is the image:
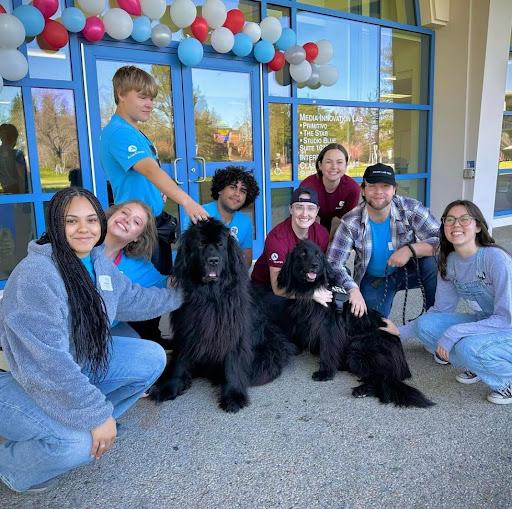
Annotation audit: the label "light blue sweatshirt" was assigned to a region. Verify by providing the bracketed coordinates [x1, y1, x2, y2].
[0, 241, 182, 431]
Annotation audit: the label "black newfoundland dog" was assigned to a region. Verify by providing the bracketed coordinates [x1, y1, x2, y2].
[149, 219, 294, 413]
[277, 240, 433, 408]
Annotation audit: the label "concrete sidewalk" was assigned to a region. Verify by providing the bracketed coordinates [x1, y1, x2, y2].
[2, 290, 511, 508]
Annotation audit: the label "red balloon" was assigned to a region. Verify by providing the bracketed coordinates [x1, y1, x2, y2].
[303, 42, 319, 62]
[33, 0, 59, 19]
[268, 50, 285, 72]
[0, 5, 6, 13]
[191, 16, 208, 43]
[117, 0, 141, 16]
[39, 19, 69, 50]
[82, 16, 105, 42]
[223, 9, 245, 34]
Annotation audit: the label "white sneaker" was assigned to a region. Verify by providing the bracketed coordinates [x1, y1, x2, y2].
[487, 385, 512, 405]
[455, 370, 481, 384]
[433, 352, 449, 365]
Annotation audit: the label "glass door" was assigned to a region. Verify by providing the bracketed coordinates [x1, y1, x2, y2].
[83, 46, 263, 256]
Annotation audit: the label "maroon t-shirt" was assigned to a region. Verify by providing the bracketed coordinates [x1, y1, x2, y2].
[251, 217, 329, 287]
[301, 173, 360, 231]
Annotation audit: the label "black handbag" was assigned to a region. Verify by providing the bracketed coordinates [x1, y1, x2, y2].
[155, 211, 179, 246]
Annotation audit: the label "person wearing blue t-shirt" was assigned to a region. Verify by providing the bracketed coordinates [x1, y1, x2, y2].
[182, 166, 259, 266]
[104, 200, 169, 346]
[100, 66, 209, 274]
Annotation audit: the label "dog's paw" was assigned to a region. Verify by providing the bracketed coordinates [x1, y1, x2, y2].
[219, 391, 249, 413]
[148, 378, 190, 403]
[312, 370, 334, 381]
[352, 384, 372, 398]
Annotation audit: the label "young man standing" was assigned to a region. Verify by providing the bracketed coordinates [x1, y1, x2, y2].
[251, 186, 331, 306]
[100, 66, 208, 273]
[328, 163, 440, 318]
[182, 166, 259, 267]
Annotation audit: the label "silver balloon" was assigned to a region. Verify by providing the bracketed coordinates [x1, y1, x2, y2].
[289, 60, 312, 83]
[151, 23, 172, 48]
[285, 45, 306, 65]
[306, 63, 320, 88]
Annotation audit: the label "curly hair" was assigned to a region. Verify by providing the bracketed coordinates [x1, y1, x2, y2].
[315, 143, 349, 177]
[106, 200, 157, 260]
[210, 166, 260, 208]
[37, 187, 111, 378]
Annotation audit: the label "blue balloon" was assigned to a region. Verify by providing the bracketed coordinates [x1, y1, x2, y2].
[253, 40, 275, 64]
[61, 7, 86, 33]
[178, 38, 204, 67]
[276, 27, 296, 52]
[13, 5, 44, 38]
[232, 33, 252, 57]
[131, 16, 152, 43]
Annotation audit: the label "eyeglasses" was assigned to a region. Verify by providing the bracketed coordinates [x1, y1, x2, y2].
[441, 214, 474, 226]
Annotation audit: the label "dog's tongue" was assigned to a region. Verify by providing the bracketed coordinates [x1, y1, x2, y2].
[208, 271, 218, 278]
[306, 272, 317, 281]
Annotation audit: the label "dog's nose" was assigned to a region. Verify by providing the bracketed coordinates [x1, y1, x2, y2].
[207, 256, 220, 266]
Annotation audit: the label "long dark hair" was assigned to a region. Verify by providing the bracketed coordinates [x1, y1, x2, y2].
[438, 200, 499, 280]
[37, 187, 111, 376]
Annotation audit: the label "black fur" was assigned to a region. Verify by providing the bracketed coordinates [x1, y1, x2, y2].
[277, 240, 434, 408]
[149, 219, 294, 413]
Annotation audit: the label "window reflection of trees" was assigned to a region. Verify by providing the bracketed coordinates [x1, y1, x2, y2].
[270, 103, 292, 181]
[32, 89, 79, 191]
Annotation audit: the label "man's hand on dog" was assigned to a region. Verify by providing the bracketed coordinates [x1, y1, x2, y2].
[348, 287, 367, 317]
[379, 318, 400, 336]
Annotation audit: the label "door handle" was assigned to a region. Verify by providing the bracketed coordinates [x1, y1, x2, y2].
[173, 157, 184, 185]
[193, 156, 207, 183]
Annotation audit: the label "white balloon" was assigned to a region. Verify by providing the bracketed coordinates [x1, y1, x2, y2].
[202, 0, 227, 29]
[0, 14, 26, 49]
[103, 8, 133, 40]
[289, 60, 312, 83]
[77, 0, 106, 16]
[141, 0, 166, 20]
[306, 63, 320, 88]
[0, 49, 28, 82]
[151, 23, 172, 47]
[314, 39, 334, 65]
[210, 26, 234, 53]
[242, 21, 261, 43]
[259, 16, 281, 44]
[170, 0, 196, 29]
[318, 64, 338, 86]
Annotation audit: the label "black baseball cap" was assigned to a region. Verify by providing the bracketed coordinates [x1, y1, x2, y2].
[363, 163, 396, 186]
[290, 187, 319, 206]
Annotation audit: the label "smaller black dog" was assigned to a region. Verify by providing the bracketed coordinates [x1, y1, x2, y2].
[278, 240, 434, 408]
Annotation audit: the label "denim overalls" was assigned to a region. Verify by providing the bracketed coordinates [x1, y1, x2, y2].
[415, 248, 512, 391]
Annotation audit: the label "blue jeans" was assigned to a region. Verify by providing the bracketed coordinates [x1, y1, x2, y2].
[360, 256, 437, 317]
[416, 312, 512, 391]
[0, 336, 166, 492]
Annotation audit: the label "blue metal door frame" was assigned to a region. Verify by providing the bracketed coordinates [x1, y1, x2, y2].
[83, 46, 264, 256]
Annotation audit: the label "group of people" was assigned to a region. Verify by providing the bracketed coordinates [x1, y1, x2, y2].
[1, 65, 512, 494]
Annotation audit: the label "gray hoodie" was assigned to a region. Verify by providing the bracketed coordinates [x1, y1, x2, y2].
[0, 241, 182, 431]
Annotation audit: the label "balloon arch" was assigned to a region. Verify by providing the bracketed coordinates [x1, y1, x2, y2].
[0, 0, 338, 91]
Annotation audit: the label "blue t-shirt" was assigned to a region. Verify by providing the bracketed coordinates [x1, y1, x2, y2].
[182, 201, 253, 249]
[100, 114, 163, 216]
[81, 255, 96, 284]
[366, 217, 396, 277]
[116, 252, 166, 289]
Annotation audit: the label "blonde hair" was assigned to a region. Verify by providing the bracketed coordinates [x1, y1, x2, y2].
[112, 66, 158, 105]
[106, 200, 157, 259]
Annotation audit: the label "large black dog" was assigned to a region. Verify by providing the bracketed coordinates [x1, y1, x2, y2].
[277, 240, 433, 408]
[149, 219, 294, 413]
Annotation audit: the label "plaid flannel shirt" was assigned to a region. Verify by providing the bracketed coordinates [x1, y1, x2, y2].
[327, 195, 440, 291]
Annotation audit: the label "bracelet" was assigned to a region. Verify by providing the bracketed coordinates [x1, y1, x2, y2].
[406, 243, 417, 258]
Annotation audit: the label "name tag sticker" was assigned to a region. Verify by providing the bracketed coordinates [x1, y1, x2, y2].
[99, 275, 113, 291]
[388, 242, 394, 251]
[467, 300, 483, 312]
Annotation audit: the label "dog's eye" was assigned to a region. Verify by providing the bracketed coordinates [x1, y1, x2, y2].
[217, 241, 224, 248]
